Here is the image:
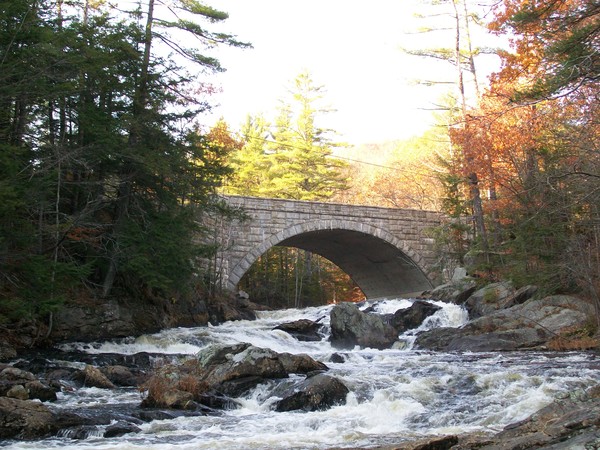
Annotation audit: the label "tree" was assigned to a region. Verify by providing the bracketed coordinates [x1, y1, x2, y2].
[261, 71, 348, 200]
[404, 0, 499, 257]
[439, 0, 600, 326]
[489, 0, 600, 101]
[225, 114, 271, 196]
[0, 0, 246, 325]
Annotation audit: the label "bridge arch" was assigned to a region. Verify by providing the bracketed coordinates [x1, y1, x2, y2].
[227, 219, 433, 299]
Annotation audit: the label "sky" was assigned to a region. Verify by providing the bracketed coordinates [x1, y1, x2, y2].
[201, 0, 503, 145]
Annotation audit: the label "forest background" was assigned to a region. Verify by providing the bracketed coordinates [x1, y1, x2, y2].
[1, 0, 599, 331]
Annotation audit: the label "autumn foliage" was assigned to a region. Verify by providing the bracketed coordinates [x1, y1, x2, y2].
[444, 0, 600, 318]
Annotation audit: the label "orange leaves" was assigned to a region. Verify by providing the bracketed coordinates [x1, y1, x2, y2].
[66, 226, 104, 247]
[206, 119, 243, 152]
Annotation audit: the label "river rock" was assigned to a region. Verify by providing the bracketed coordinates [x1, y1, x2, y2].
[274, 319, 323, 341]
[104, 421, 142, 438]
[198, 344, 331, 397]
[420, 278, 478, 304]
[389, 300, 442, 333]
[100, 365, 142, 387]
[197, 344, 288, 388]
[161, 389, 197, 410]
[0, 345, 17, 362]
[463, 281, 515, 318]
[0, 367, 36, 383]
[415, 295, 594, 352]
[6, 384, 29, 400]
[75, 365, 116, 389]
[330, 302, 398, 349]
[0, 397, 56, 439]
[25, 380, 58, 402]
[277, 352, 328, 374]
[143, 343, 330, 409]
[275, 373, 349, 412]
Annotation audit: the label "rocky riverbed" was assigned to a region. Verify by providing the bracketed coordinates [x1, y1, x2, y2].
[1, 279, 599, 448]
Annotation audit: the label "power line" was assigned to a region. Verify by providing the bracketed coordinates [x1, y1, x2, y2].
[242, 134, 444, 177]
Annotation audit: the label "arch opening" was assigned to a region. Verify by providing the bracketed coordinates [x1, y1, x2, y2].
[238, 247, 364, 309]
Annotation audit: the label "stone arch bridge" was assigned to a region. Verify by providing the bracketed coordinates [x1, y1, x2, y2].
[206, 195, 445, 300]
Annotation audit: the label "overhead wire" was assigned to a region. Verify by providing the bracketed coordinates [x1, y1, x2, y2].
[240, 134, 446, 178]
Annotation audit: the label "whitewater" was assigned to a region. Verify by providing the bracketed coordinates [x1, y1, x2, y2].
[3, 298, 600, 449]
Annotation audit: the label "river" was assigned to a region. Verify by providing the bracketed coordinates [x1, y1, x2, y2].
[3, 298, 600, 449]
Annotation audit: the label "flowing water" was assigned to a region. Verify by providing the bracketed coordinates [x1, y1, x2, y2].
[3, 298, 600, 449]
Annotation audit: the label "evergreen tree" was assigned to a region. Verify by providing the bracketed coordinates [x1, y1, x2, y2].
[264, 71, 348, 200]
[0, 0, 245, 323]
[226, 114, 270, 196]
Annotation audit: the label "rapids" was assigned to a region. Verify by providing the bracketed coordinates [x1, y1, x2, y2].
[3, 298, 600, 449]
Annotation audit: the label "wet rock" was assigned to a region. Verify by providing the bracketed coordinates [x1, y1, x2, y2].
[58, 425, 100, 440]
[275, 373, 349, 412]
[389, 300, 442, 333]
[277, 352, 328, 374]
[0, 367, 36, 383]
[329, 353, 346, 363]
[100, 365, 142, 387]
[330, 302, 398, 350]
[75, 365, 116, 389]
[198, 344, 288, 388]
[6, 384, 29, 400]
[415, 295, 594, 352]
[25, 380, 58, 402]
[218, 376, 265, 398]
[0, 366, 57, 402]
[160, 389, 197, 410]
[143, 344, 330, 410]
[103, 421, 142, 438]
[413, 327, 461, 352]
[398, 434, 460, 450]
[0, 346, 17, 362]
[0, 397, 56, 439]
[133, 410, 177, 422]
[274, 319, 323, 341]
[420, 279, 478, 304]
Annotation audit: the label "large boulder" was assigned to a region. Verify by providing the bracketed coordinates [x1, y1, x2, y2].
[330, 302, 398, 349]
[198, 344, 288, 395]
[464, 281, 515, 318]
[420, 278, 478, 304]
[389, 300, 442, 333]
[142, 343, 330, 409]
[274, 319, 323, 341]
[0, 397, 56, 439]
[415, 295, 594, 352]
[275, 373, 349, 412]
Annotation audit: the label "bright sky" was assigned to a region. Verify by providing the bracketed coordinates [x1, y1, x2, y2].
[203, 0, 502, 145]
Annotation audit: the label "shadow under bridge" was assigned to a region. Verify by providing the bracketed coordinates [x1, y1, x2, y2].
[278, 228, 432, 299]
